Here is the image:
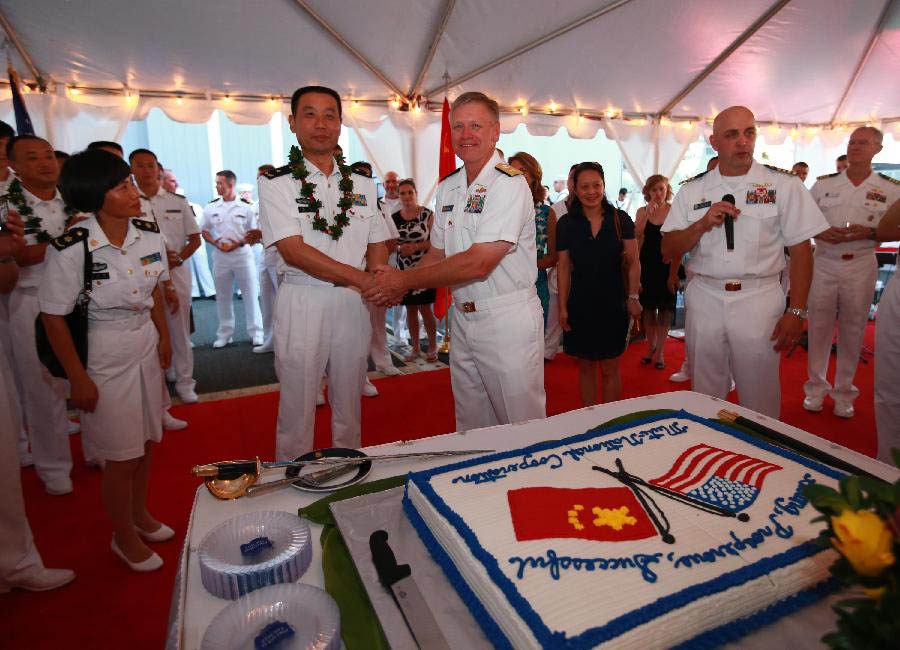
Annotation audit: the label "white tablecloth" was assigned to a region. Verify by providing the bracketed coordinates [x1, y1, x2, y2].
[169, 390, 898, 649]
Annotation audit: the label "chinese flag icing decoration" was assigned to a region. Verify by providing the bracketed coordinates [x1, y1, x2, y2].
[507, 487, 657, 542]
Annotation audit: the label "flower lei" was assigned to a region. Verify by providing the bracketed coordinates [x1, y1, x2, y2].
[6, 177, 77, 243]
[288, 145, 354, 241]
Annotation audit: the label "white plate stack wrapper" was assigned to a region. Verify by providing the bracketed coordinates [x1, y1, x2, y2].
[199, 511, 312, 599]
[201, 583, 341, 650]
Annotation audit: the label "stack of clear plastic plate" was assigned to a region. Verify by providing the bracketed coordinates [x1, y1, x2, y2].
[201, 583, 340, 650]
[199, 511, 312, 600]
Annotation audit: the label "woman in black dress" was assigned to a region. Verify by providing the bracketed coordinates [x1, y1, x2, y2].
[635, 174, 678, 369]
[557, 162, 642, 405]
[391, 179, 438, 361]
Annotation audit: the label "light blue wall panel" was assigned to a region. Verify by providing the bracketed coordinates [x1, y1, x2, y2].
[219, 112, 271, 199]
[121, 119, 149, 154]
[144, 108, 212, 205]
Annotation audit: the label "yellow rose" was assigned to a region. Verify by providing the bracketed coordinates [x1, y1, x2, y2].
[831, 509, 896, 577]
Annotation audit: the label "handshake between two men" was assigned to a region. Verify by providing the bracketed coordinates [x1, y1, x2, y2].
[361, 264, 413, 307]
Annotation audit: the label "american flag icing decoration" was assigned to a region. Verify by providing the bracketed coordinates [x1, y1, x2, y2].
[649, 444, 782, 513]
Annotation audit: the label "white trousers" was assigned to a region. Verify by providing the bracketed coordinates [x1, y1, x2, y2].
[875, 274, 900, 463]
[686, 278, 784, 419]
[8, 290, 72, 484]
[805, 251, 877, 405]
[544, 291, 562, 359]
[164, 265, 195, 392]
[211, 247, 262, 340]
[190, 241, 216, 297]
[274, 283, 370, 460]
[451, 290, 546, 431]
[257, 247, 280, 347]
[0, 350, 44, 587]
[367, 303, 392, 369]
[0, 292, 29, 460]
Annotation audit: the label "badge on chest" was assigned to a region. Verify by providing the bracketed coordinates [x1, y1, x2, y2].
[140, 252, 162, 266]
[745, 185, 776, 205]
[866, 189, 887, 203]
[464, 194, 485, 214]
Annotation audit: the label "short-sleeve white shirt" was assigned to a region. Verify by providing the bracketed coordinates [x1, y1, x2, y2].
[257, 161, 390, 278]
[810, 170, 900, 255]
[201, 198, 258, 245]
[139, 188, 200, 252]
[661, 161, 828, 280]
[14, 186, 70, 291]
[39, 217, 169, 322]
[431, 151, 536, 303]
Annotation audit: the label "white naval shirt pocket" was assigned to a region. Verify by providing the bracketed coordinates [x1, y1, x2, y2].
[89, 268, 121, 309]
[742, 205, 779, 270]
[818, 195, 842, 209]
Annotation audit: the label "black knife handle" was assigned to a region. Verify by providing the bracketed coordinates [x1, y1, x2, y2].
[370, 530, 411, 587]
[214, 461, 259, 480]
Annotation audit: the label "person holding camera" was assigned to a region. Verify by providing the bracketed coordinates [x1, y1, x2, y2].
[39, 149, 174, 572]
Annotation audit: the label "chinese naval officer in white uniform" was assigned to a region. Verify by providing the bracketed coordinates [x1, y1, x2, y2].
[365, 92, 546, 431]
[132, 149, 202, 402]
[258, 86, 390, 460]
[804, 126, 900, 418]
[201, 170, 264, 348]
[661, 106, 828, 419]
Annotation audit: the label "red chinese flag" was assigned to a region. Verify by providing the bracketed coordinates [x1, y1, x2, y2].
[507, 487, 658, 542]
[433, 98, 455, 320]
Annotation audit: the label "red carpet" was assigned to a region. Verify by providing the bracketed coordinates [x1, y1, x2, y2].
[5, 324, 877, 648]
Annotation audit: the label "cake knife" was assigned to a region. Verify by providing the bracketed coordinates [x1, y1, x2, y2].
[370, 530, 450, 650]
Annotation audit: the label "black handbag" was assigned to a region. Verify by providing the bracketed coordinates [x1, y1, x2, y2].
[35, 237, 92, 378]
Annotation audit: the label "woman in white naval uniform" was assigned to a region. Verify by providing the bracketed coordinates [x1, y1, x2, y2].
[0, 210, 75, 593]
[39, 150, 174, 572]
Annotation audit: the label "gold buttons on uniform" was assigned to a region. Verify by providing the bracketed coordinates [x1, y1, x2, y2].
[121, 250, 127, 255]
[128, 269, 133, 275]
[132, 289, 138, 295]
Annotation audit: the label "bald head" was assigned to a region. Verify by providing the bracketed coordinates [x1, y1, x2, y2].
[709, 106, 757, 176]
[846, 126, 883, 169]
[383, 170, 400, 199]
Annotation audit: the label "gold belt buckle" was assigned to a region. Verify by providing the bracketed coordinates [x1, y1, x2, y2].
[725, 281, 742, 292]
[461, 301, 476, 313]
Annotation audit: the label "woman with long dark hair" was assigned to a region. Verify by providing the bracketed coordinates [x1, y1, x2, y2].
[557, 162, 641, 405]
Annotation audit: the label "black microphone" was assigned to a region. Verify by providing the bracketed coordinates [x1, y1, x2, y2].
[722, 193, 735, 251]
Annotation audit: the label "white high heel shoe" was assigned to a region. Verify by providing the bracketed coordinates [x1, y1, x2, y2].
[136, 522, 175, 543]
[111, 536, 163, 572]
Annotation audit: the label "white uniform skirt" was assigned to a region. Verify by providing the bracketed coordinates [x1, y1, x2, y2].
[81, 314, 163, 461]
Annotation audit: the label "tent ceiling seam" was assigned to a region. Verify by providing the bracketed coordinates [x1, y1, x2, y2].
[0, 9, 46, 86]
[423, 0, 636, 98]
[657, 0, 793, 117]
[829, 0, 896, 126]
[408, 0, 456, 100]
[288, 0, 408, 102]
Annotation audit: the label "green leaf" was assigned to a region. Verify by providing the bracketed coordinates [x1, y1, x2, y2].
[891, 448, 900, 469]
[298, 474, 407, 526]
[841, 476, 862, 508]
[805, 483, 842, 502]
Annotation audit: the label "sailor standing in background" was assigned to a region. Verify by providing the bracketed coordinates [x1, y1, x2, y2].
[252, 165, 280, 354]
[201, 170, 263, 348]
[804, 127, 900, 418]
[131, 149, 202, 403]
[874, 199, 900, 463]
[661, 106, 827, 419]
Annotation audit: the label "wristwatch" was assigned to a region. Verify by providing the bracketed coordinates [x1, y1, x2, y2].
[628, 293, 640, 301]
[786, 307, 808, 320]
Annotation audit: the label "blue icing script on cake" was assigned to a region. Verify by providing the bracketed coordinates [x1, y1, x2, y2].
[403, 410, 844, 649]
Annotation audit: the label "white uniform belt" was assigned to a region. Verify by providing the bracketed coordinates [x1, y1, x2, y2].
[694, 275, 779, 292]
[89, 312, 151, 331]
[815, 246, 875, 261]
[282, 274, 339, 288]
[457, 287, 536, 313]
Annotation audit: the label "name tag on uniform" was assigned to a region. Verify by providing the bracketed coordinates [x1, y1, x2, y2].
[350, 193, 367, 206]
[91, 272, 110, 280]
[165, 209, 181, 213]
[295, 197, 316, 212]
[866, 189, 887, 203]
[92, 261, 108, 272]
[441, 204, 454, 212]
[745, 187, 776, 204]
[693, 200, 711, 210]
[235, 213, 246, 219]
[464, 194, 485, 214]
[140, 252, 162, 266]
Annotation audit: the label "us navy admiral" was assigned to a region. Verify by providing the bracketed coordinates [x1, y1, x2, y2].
[661, 106, 828, 419]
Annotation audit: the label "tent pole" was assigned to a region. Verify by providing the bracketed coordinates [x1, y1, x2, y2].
[829, 0, 896, 126]
[409, 0, 456, 100]
[657, 0, 792, 117]
[0, 9, 45, 86]
[289, 0, 408, 102]
[423, 0, 635, 97]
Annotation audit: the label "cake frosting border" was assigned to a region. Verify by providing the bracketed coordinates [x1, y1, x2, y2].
[403, 409, 845, 649]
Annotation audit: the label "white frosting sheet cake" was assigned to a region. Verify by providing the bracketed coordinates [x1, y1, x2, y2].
[403, 410, 843, 649]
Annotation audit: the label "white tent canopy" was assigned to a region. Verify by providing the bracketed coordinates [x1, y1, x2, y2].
[2, 0, 899, 191]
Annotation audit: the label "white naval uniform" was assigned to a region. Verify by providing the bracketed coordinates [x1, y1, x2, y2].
[368, 202, 400, 369]
[805, 171, 900, 407]
[189, 201, 216, 298]
[259, 161, 390, 460]
[201, 197, 263, 341]
[39, 217, 168, 461]
[432, 151, 546, 431]
[8, 186, 73, 486]
[544, 199, 568, 360]
[379, 196, 407, 341]
[875, 273, 900, 463]
[140, 189, 200, 393]
[661, 162, 827, 418]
